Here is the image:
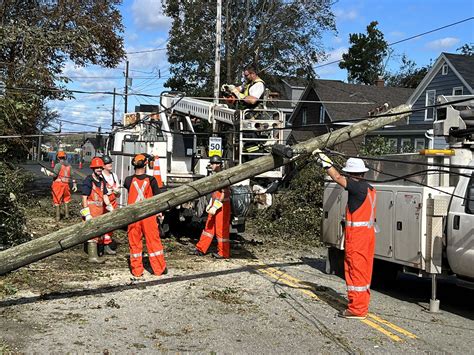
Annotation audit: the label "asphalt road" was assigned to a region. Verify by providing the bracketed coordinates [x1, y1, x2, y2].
[0, 162, 472, 353]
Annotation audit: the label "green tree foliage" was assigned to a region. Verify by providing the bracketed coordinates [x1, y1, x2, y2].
[360, 136, 397, 156]
[163, 0, 336, 96]
[457, 43, 474, 56]
[339, 21, 388, 85]
[0, 0, 125, 160]
[385, 54, 430, 88]
[250, 160, 325, 241]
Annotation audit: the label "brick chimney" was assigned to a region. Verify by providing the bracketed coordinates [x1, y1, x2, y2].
[375, 76, 385, 87]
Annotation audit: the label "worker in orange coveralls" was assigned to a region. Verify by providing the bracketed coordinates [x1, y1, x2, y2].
[41, 151, 77, 221]
[194, 155, 231, 259]
[314, 150, 377, 319]
[80, 157, 114, 263]
[124, 153, 167, 277]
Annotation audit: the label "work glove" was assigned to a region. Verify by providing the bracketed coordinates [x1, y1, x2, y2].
[221, 84, 235, 92]
[207, 199, 223, 215]
[205, 198, 213, 213]
[40, 167, 49, 176]
[72, 183, 78, 192]
[80, 207, 92, 221]
[105, 204, 114, 212]
[312, 149, 333, 169]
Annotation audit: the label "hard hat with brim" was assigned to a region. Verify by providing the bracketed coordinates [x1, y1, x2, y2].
[342, 158, 369, 173]
[57, 151, 66, 158]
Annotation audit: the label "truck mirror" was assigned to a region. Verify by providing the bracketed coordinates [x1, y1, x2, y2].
[467, 186, 474, 214]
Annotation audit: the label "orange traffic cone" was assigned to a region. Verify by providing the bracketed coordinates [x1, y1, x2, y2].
[51, 158, 55, 168]
[153, 156, 164, 188]
[79, 160, 83, 169]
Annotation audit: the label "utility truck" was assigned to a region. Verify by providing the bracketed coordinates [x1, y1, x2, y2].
[322, 95, 474, 311]
[107, 92, 285, 234]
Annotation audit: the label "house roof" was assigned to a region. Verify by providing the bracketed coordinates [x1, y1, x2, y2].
[408, 53, 474, 105]
[290, 79, 413, 122]
[443, 53, 474, 90]
[264, 75, 310, 110]
[83, 137, 102, 149]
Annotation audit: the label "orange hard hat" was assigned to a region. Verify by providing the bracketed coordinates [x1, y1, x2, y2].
[90, 157, 104, 169]
[132, 154, 147, 169]
[57, 151, 66, 159]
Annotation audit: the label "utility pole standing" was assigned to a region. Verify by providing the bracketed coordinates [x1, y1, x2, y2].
[124, 61, 129, 114]
[213, 0, 222, 107]
[112, 87, 116, 127]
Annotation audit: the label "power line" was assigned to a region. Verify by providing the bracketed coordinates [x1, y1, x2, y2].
[126, 47, 167, 55]
[315, 16, 474, 69]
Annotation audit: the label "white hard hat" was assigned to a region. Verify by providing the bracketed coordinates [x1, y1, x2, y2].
[342, 158, 369, 173]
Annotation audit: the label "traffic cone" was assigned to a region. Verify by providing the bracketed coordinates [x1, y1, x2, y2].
[51, 158, 55, 168]
[79, 161, 83, 169]
[153, 156, 164, 188]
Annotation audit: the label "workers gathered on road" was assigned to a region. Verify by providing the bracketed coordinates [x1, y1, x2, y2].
[194, 155, 232, 259]
[124, 153, 167, 277]
[80, 157, 115, 263]
[41, 151, 77, 221]
[314, 149, 376, 320]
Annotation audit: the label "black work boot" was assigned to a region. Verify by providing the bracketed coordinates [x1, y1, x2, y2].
[104, 245, 117, 255]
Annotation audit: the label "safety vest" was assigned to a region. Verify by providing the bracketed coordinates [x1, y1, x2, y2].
[242, 78, 265, 108]
[345, 186, 376, 234]
[128, 176, 153, 205]
[87, 179, 105, 207]
[55, 164, 71, 183]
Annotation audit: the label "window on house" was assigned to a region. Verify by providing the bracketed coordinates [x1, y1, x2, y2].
[442, 64, 448, 75]
[401, 138, 413, 153]
[414, 138, 425, 151]
[319, 106, 325, 123]
[425, 90, 436, 121]
[302, 108, 307, 126]
[387, 138, 398, 153]
[453, 87, 463, 96]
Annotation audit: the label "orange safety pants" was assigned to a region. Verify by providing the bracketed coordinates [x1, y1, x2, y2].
[127, 216, 166, 277]
[196, 206, 230, 258]
[51, 181, 71, 206]
[344, 231, 375, 316]
[102, 194, 118, 245]
[86, 203, 104, 244]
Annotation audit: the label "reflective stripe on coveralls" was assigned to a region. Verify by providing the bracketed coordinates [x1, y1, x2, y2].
[51, 164, 72, 206]
[127, 176, 166, 277]
[344, 187, 376, 317]
[196, 188, 231, 258]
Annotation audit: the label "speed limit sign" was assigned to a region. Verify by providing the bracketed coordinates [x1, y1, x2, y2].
[209, 137, 222, 157]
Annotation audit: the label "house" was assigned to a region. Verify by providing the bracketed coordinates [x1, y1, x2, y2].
[403, 52, 474, 149]
[287, 79, 413, 155]
[81, 137, 105, 162]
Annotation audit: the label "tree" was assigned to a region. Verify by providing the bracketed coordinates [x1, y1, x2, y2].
[385, 54, 430, 88]
[457, 43, 474, 56]
[339, 21, 388, 85]
[163, 0, 336, 96]
[0, 0, 125, 160]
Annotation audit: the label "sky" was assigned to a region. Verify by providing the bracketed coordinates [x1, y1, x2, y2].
[51, 0, 474, 133]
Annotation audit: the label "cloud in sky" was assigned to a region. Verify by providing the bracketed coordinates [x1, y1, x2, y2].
[334, 8, 358, 21]
[131, 0, 172, 32]
[426, 37, 460, 50]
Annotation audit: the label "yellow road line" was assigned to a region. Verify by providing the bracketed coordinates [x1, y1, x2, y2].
[361, 319, 403, 342]
[259, 265, 416, 342]
[367, 314, 418, 339]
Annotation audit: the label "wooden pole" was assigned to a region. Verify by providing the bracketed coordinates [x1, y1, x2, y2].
[0, 105, 411, 275]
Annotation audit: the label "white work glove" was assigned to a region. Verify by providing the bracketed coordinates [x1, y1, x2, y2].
[205, 198, 213, 213]
[207, 199, 223, 215]
[40, 167, 50, 176]
[71, 183, 78, 192]
[80, 207, 92, 221]
[221, 84, 235, 92]
[312, 149, 333, 169]
[105, 204, 114, 212]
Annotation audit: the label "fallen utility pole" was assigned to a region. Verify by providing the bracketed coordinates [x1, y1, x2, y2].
[0, 105, 411, 275]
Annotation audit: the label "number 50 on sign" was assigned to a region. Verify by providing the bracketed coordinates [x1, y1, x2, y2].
[209, 137, 222, 157]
